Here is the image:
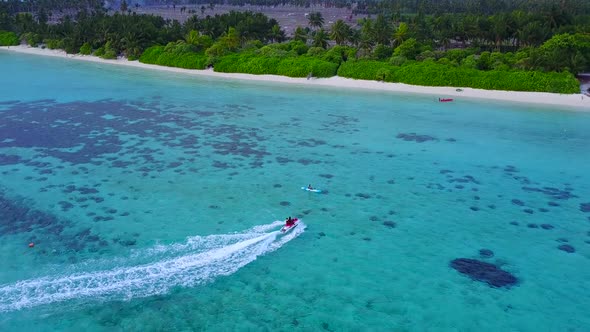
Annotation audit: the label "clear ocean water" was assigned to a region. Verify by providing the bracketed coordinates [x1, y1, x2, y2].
[1, 51, 589, 331]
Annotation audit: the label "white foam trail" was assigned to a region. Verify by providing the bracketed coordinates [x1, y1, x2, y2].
[0, 221, 305, 312]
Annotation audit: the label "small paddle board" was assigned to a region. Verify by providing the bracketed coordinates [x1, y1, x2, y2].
[301, 187, 322, 193]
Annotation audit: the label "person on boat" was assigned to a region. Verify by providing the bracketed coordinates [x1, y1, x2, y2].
[307, 184, 313, 190]
[285, 216, 295, 227]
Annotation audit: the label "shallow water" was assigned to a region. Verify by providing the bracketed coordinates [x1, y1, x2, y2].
[1, 51, 590, 331]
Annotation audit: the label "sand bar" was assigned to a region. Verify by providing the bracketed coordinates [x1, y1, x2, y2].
[2, 45, 589, 110]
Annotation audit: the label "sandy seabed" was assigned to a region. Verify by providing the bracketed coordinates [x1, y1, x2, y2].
[2, 45, 589, 110]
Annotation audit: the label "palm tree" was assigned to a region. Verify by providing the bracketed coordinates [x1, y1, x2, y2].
[330, 19, 351, 45]
[372, 14, 391, 46]
[185, 29, 200, 45]
[358, 18, 375, 55]
[270, 24, 285, 43]
[392, 22, 408, 47]
[120, 0, 128, 13]
[308, 12, 324, 30]
[293, 26, 308, 44]
[312, 28, 329, 49]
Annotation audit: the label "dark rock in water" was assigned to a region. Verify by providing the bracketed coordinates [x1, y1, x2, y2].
[510, 221, 519, 226]
[279, 201, 291, 206]
[558, 244, 575, 253]
[383, 221, 396, 228]
[581, 203, 590, 212]
[470, 206, 479, 211]
[362, 237, 371, 241]
[479, 249, 494, 258]
[273, 184, 282, 188]
[540, 224, 554, 230]
[450, 258, 518, 288]
[318, 232, 326, 237]
[527, 223, 539, 229]
[511, 199, 525, 206]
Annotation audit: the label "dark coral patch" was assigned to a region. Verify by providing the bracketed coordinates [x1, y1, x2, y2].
[396, 133, 437, 143]
[558, 244, 575, 253]
[470, 206, 479, 211]
[540, 224, 554, 230]
[276, 157, 292, 164]
[523, 209, 534, 214]
[450, 258, 518, 288]
[548, 202, 560, 207]
[297, 139, 326, 147]
[297, 158, 322, 166]
[383, 221, 396, 228]
[58, 201, 74, 212]
[511, 199, 524, 206]
[522, 186, 576, 200]
[355, 193, 371, 199]
[279, 201, 291, 206]
[479, 249, 494, 258]
[369, 216, 379, 221]
[319, 174, 334, 179]
[273, 184, 282, 188]
[503, 165, 518, 173]
[580, 203, 590, 213]
[509, 221, 519, 226]
[527, 223, 538, 229]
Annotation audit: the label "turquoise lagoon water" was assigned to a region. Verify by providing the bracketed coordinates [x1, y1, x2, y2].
[0, 51, 589, 331]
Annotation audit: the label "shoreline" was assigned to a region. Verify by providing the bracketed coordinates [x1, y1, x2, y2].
[2, 45, 589, 109]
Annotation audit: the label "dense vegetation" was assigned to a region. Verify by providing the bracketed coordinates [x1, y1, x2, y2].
[338, 60, 579, 93]
[0, 0, 588, 93]
[0, 30, 19, 45]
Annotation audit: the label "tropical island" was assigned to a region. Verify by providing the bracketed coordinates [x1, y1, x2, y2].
[1, 0, 590, 102]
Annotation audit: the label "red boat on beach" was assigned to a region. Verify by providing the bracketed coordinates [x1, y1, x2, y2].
[439, 98, 454, 102]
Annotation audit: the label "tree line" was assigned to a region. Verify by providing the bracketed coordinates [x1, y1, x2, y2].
[0, 2, 588, 93]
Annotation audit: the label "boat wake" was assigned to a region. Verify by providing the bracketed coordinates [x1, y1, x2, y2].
[0, 220, 305, 312]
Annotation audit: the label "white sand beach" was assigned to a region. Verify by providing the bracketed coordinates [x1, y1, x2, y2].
[2, 45, 589, 109]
